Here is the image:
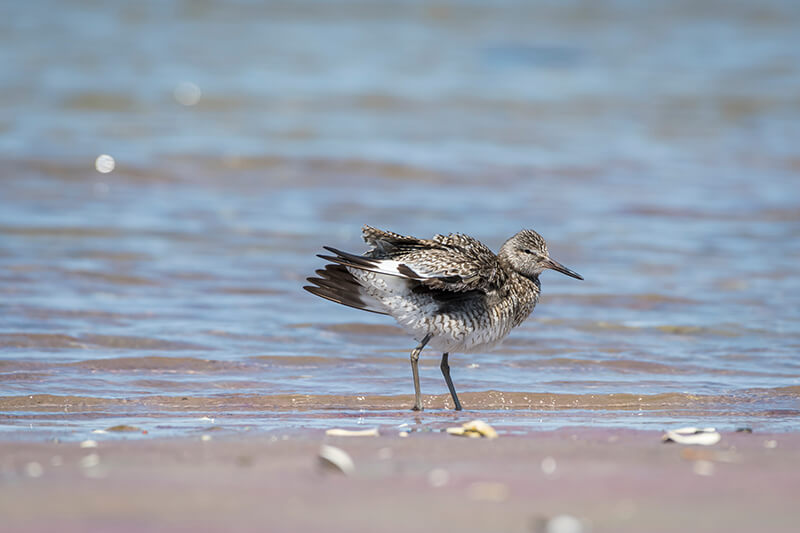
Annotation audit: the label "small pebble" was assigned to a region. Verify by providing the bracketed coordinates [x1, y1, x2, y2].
[25, 462, 43, 478]
[541, 456, 557, 476]
[427, 468, 449, 487]
[543, 514, 587, 533]
[105, 425, 141, 432]
[79, 454, 100, 469]
[80, 440, 98, 449]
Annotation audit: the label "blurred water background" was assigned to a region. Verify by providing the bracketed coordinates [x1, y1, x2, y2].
[1, 0, 799, 439]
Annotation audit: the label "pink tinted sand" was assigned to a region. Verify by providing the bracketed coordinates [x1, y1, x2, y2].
[1, 428, 798, 533]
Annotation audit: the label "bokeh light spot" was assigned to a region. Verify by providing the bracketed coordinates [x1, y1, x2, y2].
[174, 81, 201, 106]
[95, 154, 115, 173]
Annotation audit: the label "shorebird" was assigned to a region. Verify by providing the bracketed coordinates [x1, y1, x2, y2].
[304, 226, 583, 411]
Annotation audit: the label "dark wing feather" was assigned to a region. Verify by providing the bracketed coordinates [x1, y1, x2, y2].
[324, 226, 506, 293]
[395, 232, 502, 292]
[303, 264, 389, 315]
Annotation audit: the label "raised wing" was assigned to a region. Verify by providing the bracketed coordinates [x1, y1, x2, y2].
[319, 228, 502, 293]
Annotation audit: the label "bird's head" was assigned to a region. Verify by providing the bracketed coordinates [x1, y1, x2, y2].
[500, 229, 583, 281]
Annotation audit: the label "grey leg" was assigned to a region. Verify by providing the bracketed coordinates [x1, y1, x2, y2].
[409, 334, 432, 411]
[440, 352, 462, 411]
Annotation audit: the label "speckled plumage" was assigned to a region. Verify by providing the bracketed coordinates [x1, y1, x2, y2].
[305, 225, 583, 411]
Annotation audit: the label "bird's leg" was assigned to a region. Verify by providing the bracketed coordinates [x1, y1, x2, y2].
[409, 334, 432, 411]
[440, 352, 462, 411]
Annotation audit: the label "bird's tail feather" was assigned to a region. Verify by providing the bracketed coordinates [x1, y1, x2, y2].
[303, 264, 389, 315]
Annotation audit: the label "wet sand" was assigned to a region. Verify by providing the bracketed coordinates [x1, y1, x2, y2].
[2, 2, 799, 530]
[2, 428, 798, 533]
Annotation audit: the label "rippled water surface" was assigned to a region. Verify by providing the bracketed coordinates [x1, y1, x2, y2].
[2, 0, 799, 439]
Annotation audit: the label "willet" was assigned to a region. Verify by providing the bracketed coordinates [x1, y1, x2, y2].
[304, 225, 583, 411]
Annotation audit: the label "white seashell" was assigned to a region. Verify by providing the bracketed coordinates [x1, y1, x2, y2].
[325, 428, 380, 437]
[318, 444, 355, 475]
[662, 427, 721, 445]
[447, 419, 498, 439]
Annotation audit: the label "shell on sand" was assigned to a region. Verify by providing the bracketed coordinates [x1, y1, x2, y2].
[446, 420, 498, 439]
[318, 444, 355, 475]
[662, 427, 721, 445]
[325, 428, 380, 437]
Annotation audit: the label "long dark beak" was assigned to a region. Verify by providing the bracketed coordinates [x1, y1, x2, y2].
[545, 258, 583, 280]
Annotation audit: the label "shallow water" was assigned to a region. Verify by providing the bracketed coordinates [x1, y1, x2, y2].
[1, 0, 799, 439]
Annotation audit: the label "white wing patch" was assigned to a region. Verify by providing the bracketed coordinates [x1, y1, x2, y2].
[363, 259, 423, 280]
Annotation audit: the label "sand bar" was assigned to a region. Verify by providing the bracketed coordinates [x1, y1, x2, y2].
[1, 428, 798, 533]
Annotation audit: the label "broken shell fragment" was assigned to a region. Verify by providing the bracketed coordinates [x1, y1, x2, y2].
[446, 426, 489, 438]
[318, 444, 355, 475]
[325, 428, 380, 437]
[662, 427, 721, 445]
[446, 420, 498, 439]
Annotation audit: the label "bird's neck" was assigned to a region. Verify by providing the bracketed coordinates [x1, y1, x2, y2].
[499, 255, 539, 284]
[504, 268, 540, 298]
[507, 271, 540, 327]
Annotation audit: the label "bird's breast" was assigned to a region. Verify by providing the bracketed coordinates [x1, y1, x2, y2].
[353, 268, 539, 353]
